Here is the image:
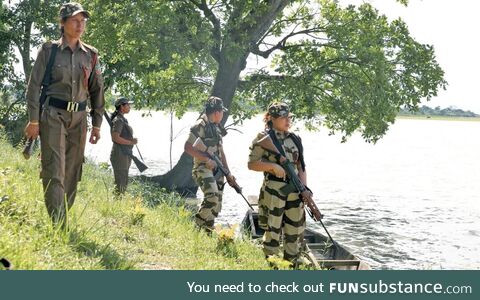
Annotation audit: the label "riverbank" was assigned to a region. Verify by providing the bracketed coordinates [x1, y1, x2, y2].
[0, 131, 268, 270]
[396, 114, 480, 122]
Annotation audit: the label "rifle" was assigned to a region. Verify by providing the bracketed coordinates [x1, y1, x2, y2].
[23, 44, 58, 159]
[103, 111, 148, 173]
[256, 134, 339, 249]
[192, 137, 254, 211]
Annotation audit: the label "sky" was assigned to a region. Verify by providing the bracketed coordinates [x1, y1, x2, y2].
[337, 0, 480, 113]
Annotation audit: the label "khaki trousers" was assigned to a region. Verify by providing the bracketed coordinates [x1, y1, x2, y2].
[40, 106, 87, 224]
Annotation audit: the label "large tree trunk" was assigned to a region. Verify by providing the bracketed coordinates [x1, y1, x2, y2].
[141, 152, 198, 197]
[144, 55, 248, 195]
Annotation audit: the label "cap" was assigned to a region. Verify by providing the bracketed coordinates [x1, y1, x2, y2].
[114, 97, 133, 107]
[268, 102, 291, 118]
[205, 96, 228, 112]
[59, 2, 90, 19]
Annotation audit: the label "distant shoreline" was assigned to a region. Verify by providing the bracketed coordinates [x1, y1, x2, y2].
[396, 115, 480, 122]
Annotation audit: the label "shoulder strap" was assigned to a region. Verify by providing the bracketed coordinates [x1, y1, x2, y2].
[39, 44, 58, 109]
[289, 132, 306, 172]
[88, 51, 98, 87]
[268, 129, 286, 157]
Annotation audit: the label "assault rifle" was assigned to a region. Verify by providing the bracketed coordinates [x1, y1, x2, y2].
[192, 137, 254, 210]
[104, 111, 148, 173]
[256, 134, 338, 248]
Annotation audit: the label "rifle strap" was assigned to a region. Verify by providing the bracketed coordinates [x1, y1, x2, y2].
[267, 129, 306, 172]
[289, 132, 306, 172]
[268, 129, 286, 157]
[39, 44, 59, 110]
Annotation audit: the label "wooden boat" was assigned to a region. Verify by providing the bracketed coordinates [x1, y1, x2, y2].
[241, 209, 370, 270]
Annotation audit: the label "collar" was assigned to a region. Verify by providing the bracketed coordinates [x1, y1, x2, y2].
[202, 113, 216, 125]
[58, 37, 88, 53]
[272, 128, 288, 140]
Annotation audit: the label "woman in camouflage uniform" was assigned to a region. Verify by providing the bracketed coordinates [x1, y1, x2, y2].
[248, 103, 308, 262]
[184, 96, 236, 232]
[110, 97, 137, 194]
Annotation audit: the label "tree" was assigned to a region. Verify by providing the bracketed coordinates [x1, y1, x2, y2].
[1, 0, 63, 143]
[81, 0, 446, 194]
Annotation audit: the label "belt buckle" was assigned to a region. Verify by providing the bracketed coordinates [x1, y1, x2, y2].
[66, 101, 79, 112]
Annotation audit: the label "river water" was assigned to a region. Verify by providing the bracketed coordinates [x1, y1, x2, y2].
[86, 111, 480, 270]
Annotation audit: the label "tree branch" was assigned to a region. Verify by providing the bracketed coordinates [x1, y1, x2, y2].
[251, 27, 326, 58]
[189, 0, 222, 62]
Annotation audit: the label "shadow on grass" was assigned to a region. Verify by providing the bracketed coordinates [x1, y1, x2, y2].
[68, 228, 135, 270]
[129, 177, 190, 209]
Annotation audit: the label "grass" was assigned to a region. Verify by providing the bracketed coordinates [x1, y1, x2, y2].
[0, 130, 269, 270]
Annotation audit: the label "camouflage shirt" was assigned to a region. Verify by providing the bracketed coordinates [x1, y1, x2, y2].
[248, 129, 301, 176]
[26, 38, 105, 128]
[186, 114, 225, 170]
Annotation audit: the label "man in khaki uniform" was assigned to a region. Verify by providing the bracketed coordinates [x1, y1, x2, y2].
[184, 96, 236, 232]
[24, 2, 105, 225]
[248, 103, 307, 262]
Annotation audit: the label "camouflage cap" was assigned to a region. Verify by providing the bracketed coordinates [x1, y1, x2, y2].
[59, 2, 90, 19]
[114, 97, 133, 107]
[205, 96, 228, 112]
[268, 102, 291, 118]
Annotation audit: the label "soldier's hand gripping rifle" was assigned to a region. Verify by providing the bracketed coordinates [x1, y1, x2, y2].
[192, 137, 254, 211]
[256, 134, 339, 249]
[103, 111, 148, 173]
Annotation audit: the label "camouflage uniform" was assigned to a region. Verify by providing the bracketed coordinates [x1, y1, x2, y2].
[25, 3, 104, 223]
[248, 105, 306, 261]
[110, 112, 133, 194]
[186, 96, 228, 231]
[186, 114, 227, 230]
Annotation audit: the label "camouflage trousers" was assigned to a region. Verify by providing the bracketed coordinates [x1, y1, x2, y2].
[257, 183, 268, 230]
[192, 166, 224, 231]
[262, 179, 306, 261]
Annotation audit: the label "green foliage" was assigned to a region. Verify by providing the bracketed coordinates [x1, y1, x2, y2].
[81, 0, 216, 115]
[82, 0, 445, 143]
[3, 0, 446, 145]
[1, 0, 64, 144]
[243, 0, 446, 142]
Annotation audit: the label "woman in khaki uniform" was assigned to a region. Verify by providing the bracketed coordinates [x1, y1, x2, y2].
[248, 103, 308, 263]
[24, 2, 104, 225]
[110, 97, 137, 194]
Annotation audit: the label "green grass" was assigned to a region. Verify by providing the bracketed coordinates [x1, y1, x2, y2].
[0, 130, 269, 270]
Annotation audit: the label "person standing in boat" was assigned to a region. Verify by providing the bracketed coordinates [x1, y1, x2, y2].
[247, 102, 308, 263]
[184, 96, 237, 233]
[110, 97, 137, 194]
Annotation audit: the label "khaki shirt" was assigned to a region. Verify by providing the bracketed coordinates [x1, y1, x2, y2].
[248, 129, 301, 175]
[110, 113, 133, 169]
[186, 114, 225, 169]
[26, 38, 105, 128]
